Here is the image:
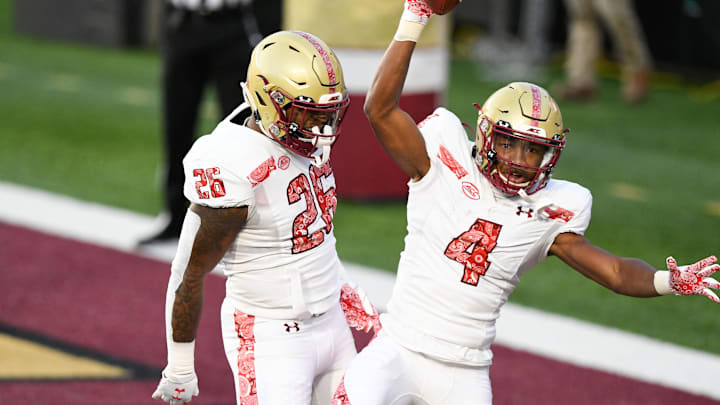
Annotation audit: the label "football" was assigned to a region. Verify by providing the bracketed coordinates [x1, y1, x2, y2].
[425, 0, 461, 15]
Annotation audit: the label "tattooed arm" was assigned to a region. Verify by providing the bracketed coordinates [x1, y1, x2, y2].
[153, 203, 247, 404]
[172, 203, 248, 342]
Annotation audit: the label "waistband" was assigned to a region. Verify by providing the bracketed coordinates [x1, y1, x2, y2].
[222, 297, 344, 338]
[380, 313, 494, 366]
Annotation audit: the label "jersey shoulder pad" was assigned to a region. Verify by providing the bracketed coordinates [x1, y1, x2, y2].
[182, 125, 275, 208]
[418, 108, 474, 168]
[185, 124, 276, 178]
[543, 180, 592, 209]
[540, 179, 593, 228]
[417, 107, 461, 134]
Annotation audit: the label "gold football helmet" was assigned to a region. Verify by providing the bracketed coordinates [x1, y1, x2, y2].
[241, 30, 349, 165]
[474, 82, 567, 195]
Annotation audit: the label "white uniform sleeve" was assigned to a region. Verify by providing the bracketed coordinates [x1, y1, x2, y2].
[416, 107, 471, 178]
[182, 137, 255, 209]
[558, 189, 592, 235]
[409, 110, 442, 186]
[541, 187, 593, 255]
[417, 107, 465, 152]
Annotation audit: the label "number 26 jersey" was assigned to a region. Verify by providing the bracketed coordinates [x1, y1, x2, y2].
[181, 105, 343, 320]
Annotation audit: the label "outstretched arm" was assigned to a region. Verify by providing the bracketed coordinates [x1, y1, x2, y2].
[364, 1, 433, 181]
[550, 232, 720, 301]
[549, 232, 658, 296]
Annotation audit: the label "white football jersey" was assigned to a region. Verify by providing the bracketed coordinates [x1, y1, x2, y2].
[182, 104, 343, 320]
[382, 108, 593, 366]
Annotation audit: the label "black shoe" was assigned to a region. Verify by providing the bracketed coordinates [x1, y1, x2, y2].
[137, 220, 182, 246]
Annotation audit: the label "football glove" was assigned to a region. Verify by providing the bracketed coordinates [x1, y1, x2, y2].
[655, 255, 720, 302]
[340, 283, 382, 338]
[402, 0, 433, 25]
[152, 368, 199, 405]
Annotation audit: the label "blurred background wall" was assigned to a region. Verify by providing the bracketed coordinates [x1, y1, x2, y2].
[11, 0, 720, 201]
[15, 0, 152, 47]
[13, 0, 720, 83]
[283, 0, 451, 200]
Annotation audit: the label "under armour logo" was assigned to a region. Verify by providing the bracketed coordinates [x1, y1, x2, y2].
[516, 206, 533, 218]
[284, 322, 300, 332]
[172, 388, 185, 400]
[288, 122, 300, 134]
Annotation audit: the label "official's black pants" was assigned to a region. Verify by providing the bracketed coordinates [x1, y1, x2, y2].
[160, 6, 252, 228]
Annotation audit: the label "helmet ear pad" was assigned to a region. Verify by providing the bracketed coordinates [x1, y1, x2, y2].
[473, 82, 567, 195]
[241, 31, 349, 164]
[473, 109, 493, 172]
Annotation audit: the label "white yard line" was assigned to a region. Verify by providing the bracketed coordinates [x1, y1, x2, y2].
[1, 180, 719, 400]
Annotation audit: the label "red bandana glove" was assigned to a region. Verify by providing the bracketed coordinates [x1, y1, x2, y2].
[658, 255, 720, 303]
[403, 0, 433, 24]
[340, 283, 382, 338]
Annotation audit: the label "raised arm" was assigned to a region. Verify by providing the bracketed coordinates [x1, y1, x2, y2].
[153, 203, 247, 404]
[364, 1, 433, 181]
[550, 232, 720, 301]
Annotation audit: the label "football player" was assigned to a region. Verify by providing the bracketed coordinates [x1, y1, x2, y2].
[152, 30, 380, 405]
[332, 1, 720, 404]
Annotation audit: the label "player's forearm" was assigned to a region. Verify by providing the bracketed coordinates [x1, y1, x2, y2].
[168, 205, 248, 342]
[364, 40, 416, 122]
[553, 235, 659, 297]
[368, 0, 432, 119]
[612, 257, 659, 297]
[171, 269, 206, 342]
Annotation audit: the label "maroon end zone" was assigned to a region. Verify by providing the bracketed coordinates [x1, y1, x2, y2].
[0, 221, 717, 404]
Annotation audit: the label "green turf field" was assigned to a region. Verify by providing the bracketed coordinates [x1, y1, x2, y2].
[2, 1, 720, 355]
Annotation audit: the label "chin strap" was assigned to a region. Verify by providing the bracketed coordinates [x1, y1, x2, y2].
[517, 188, 535, 203]
[240, 82, 267, 135]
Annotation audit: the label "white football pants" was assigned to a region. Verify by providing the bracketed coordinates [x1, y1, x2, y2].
[221, 298, 357, 405]
[342, 332, 492, 405]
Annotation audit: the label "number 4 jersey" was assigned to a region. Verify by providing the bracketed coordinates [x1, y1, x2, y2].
[181, 104, 343, 320]
[381, 107, 593, 366]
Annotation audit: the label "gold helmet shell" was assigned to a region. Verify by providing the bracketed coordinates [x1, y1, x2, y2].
[474, 82, 567, 195]
[241, 30, 349, 165]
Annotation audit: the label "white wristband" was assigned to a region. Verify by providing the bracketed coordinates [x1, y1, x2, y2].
[653, 271, 673, 296]
[167, 340, 195, 375]
[394, 19, 426, 42]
